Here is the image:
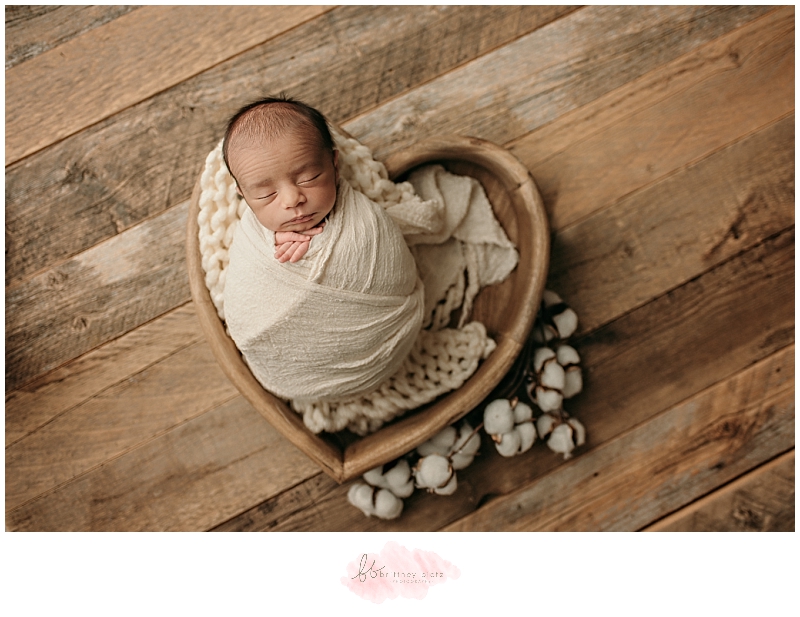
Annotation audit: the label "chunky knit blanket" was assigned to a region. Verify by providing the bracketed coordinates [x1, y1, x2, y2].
[198, 128, 518, 434]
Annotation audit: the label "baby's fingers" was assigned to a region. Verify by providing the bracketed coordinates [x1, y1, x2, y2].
[301, 223, 325, 236]
[288, 241, 310, 263]
[275, 231, 313, 244]
[276, 241, 309, 263]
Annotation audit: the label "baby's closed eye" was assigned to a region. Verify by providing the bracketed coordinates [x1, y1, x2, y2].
[298, 173, 322, 184]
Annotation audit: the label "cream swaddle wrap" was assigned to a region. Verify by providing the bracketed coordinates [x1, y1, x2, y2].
[199, 127, 518, 434]
[225, 179, 425, 403]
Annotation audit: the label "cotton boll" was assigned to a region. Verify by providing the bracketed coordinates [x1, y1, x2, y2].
[450, 424, 481, 470]
[567, 417, 586, 447]
[533, 347, 557, 373]
[384, 459, 415, 498]
[543, 289, 563, 306]
[535, 386, 563, 412]
[494, 430, 522, 457]
[453, 423, 481, 457]
[556, 344, 580, 367]
[513, 401, 533, 424]
[451, 451, 475, 470]
[388, 478, 414, 499]
[414, 454, 453, 489]
[384, 459, 410, 485]
[547, 423, 576, 459]
[536, 413, 557, 439]
[434, 473, 458, 496]
[484, 399, 515, 435]
[416, 425, 457, 457]
[516, 422, 537, 454]
[552, 308, 578, 339]
[417, 440, 449, 457]
[363, 466, 389, 489]
[540, 358, 566, 390]
[374, 488, 404, 519]
[563, 366, 583, 399]
[348, 482, 376, 517]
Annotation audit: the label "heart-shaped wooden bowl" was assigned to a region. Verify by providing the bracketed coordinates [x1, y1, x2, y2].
[186, 134, 549, 483]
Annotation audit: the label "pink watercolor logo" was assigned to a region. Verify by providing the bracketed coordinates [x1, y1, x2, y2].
[342, 541, 460, 602]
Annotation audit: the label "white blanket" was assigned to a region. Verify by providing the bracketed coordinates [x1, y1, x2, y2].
[225, 179, 425, 403]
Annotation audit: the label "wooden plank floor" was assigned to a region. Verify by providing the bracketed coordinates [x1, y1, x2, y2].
[5, 5, 794, 532]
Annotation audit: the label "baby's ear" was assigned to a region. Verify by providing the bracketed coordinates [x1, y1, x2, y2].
[235, 184, 243, 197]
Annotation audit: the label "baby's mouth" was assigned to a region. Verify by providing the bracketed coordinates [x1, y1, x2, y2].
[288, 213, 314, 224]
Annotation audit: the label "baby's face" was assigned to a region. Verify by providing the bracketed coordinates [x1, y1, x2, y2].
[230, 129, 338, 233]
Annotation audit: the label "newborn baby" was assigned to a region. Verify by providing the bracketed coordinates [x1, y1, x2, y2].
[223, 96, 425, 403]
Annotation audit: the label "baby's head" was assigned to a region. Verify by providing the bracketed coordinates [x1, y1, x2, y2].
[223, 96, 339, 233]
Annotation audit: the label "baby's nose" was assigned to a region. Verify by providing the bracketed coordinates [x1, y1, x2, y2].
[283, 185, 305, 208]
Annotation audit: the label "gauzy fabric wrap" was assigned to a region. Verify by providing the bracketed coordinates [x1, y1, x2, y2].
[225, 179, 425, 403]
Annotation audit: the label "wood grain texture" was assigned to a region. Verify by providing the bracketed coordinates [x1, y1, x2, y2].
[214, 228, 794, 531]
[565, 228, 795, 446]
[6, 201, 191, 391]
[5, 5, 139, 69]
[512, 7, 795, 230]
[645, 450, 795, 532]
[346, 5, 773, 159]
[5, 340, 239, 512]
[510, 7, 793, 180]
[5, 303, 202, 448]
[443, 345, 794, 531]
[549, 113, 794, 336]
[6, 397, 321, 531]
[5, 5, 332, 164]
[5, 5, 573, 285]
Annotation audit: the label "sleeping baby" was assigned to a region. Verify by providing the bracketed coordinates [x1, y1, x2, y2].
[223, 96, 425, 404]
[220, 95, 519, 433]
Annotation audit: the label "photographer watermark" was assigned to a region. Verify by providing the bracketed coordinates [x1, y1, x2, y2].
[342, 541, 460, 602]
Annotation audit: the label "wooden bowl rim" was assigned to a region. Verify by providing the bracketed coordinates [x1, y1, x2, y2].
[186, 134, 549, 482]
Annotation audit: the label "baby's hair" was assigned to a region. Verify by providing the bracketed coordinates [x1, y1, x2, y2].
[222, 94, 335, 180]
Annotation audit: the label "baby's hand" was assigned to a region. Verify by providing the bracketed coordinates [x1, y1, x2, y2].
[274, 223, 325, 263]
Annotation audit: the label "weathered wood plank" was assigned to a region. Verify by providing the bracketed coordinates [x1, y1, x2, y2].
[5, 5, 139, 69]
[563, 228, 795, 443]
[549, 113, 794, 336]
[442, 346, 794, 531]
[6, 202, 190, 391]
[346, 5, 773, 159]
[645, 450, 795, 532]
[5, 5, 333, 165]
[5, 340, 239, 511]
[5, 303, 203, 448]
[213, 228, 795, 531]
[511, 7, 793, 166]
[6, 397, 321, 531]
[5, 5, 575, 284]
[513, 7, 795, 230]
